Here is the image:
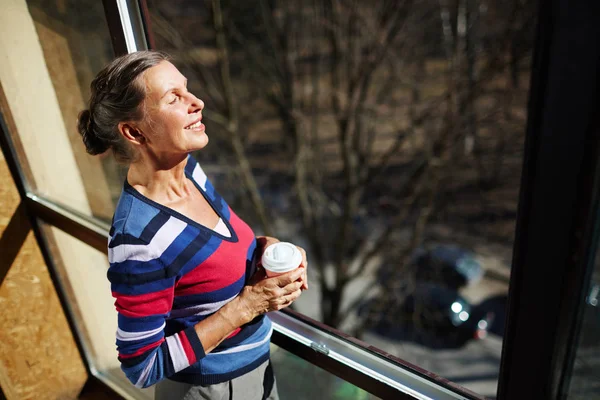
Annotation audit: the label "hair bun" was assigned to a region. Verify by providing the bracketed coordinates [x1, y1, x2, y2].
[77, 109, 109, 155]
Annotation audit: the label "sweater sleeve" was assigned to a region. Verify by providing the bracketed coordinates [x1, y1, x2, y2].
[108, 236, 206, 388]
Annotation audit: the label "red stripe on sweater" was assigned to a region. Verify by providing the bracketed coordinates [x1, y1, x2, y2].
[226, 327, 241, 339]
[113, 287, 174, 317]
[178, 332, 197, 365]
[119, 338, 164, 358]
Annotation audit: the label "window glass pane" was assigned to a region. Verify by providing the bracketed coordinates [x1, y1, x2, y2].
[0, 0, 127, 224]
[144, 0, 535, 396]
[38, 222, 153, 400]
[565, 231, 600, 399]
[270, 343, 380, 399]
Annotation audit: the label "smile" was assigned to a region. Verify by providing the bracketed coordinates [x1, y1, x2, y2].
[184, 119, 203, 130]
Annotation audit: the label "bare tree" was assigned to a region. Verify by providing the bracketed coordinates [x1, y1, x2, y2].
[148, 0, 274, 236]
[224, 0, 456, 326]
[147, 0, 535, 330]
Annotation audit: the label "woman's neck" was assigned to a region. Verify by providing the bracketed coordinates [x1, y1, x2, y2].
[127, 153, 192, 204]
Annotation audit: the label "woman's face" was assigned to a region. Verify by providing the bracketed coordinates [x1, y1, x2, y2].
[136, 61, 207, 158]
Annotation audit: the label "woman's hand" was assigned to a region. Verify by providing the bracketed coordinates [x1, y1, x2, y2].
[296, 246, 308, 290]
[256, 236, 309, 290]
[238, 268, 304, 321]
[256, 236, 280, 256]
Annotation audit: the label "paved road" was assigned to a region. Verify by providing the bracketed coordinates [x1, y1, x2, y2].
[363, 332, 503, 398]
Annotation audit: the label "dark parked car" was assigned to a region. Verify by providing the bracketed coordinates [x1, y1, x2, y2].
[360, 283, 493, 349]
[411, 245, 484, 290]
[376, 245, 484, 291]
[471, 294, 507, 337]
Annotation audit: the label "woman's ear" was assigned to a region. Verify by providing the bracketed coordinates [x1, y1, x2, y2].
[118, 122, 145, 146]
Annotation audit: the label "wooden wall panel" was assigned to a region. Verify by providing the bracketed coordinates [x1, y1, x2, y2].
[0, 151, 87, 399]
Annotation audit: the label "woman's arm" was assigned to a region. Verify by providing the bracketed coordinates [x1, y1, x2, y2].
[192, 267, 304, 353]
[111, 254, 303, 388]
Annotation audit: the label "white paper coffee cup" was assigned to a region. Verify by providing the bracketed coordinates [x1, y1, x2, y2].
[261, 242, 303, 277]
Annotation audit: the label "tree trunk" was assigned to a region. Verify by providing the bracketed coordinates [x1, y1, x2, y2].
[322, 284, 344, 327]
[213, 0, 273, 235]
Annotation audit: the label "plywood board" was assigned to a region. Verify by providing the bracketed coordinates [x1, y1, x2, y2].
[0, 149, 87, 399]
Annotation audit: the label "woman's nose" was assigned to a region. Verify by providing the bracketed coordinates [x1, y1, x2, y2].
[186, 92, 204, 113]
[188, 94, 203, 112]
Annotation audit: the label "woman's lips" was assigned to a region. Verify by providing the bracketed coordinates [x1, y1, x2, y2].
[184, 119, 204, 130]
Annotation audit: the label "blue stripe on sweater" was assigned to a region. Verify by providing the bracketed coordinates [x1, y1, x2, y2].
[118, 314, 163, 333]
[108, 258, 165, 278]
[108, 233, 147, 248]
[176, 235, 223, 276]
[159, 226, 205, 265]
[185, 154, 197, 175]
[139, 212, 170, 242]
[172, 275, 246, 308]
[203, 177, 214, 195]
[120, 342, 175, 388]
[111, 275, 176, 296]
[162, 231, 215, 272]
[125, 198, 162, 238]
[201, 341, 271, 375]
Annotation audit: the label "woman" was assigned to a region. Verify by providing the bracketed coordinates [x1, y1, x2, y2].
[77, 50, 307, 400]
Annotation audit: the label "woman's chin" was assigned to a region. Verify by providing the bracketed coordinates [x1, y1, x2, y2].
[192, 134, 209, 150]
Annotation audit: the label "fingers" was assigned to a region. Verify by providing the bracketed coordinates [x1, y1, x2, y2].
[275, 288, 302, 310]
[281, 280, 303, 294]
[296, 246, 307, 268]
[295, 246, 308, 290]
[274, 267, 304, 286]
[301, 268, 308, 290]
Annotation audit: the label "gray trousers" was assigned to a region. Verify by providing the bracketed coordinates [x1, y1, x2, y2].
[154, 359, 279, 400]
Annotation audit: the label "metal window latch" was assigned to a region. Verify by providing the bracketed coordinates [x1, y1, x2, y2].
[310, 342, 329, 355]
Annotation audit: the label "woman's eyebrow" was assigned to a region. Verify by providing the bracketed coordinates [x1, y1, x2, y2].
[160, 78, 188, 99]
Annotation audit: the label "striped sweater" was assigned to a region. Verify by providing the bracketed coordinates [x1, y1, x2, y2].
[107, 154, 272, 388]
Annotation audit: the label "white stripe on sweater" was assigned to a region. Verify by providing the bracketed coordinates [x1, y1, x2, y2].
[192, 164, 207, 190]
[166, 333, 190, 373]
[216, 326, 273, 355]
[169, 295, 237, 319]
[116, 322, 165, 342]
[108, 217, 187, 263]
[134, 352, 157, 388]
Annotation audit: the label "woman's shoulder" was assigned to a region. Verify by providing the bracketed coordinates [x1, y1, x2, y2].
[108, 189, 175, 267]
[110, 189, 163, 239]
[107, 192, 174, 287]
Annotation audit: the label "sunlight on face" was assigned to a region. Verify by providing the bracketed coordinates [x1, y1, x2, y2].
[138, 61, 207, 157]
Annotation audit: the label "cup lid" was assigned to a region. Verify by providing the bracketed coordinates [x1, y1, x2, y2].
[261, 242, 302, 273]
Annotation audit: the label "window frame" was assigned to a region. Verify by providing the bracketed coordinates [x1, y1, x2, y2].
[496, 0, 600, 398]
[4, 0, 600, 398]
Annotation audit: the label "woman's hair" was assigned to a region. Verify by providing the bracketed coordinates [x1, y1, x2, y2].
[77, 50, 170, 162]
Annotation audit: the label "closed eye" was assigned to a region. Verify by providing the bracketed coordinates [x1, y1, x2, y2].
[168, 94, 179, 104]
